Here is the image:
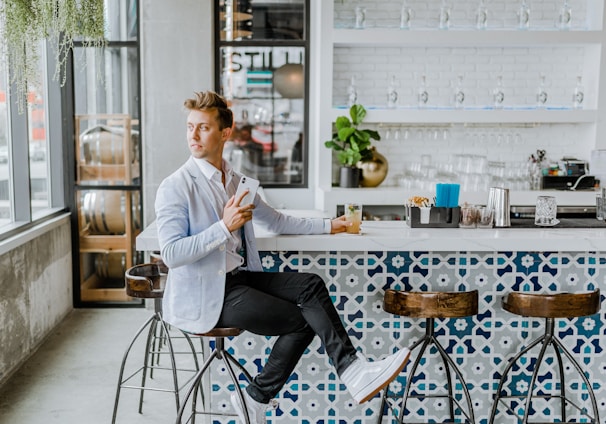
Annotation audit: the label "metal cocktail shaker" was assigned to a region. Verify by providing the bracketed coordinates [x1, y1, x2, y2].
[487, 187, 510, 227]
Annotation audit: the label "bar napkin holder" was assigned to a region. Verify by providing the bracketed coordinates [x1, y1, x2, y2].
[405, 206, 461, 228]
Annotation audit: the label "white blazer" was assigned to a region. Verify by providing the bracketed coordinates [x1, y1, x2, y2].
[155, 157, 326, 333]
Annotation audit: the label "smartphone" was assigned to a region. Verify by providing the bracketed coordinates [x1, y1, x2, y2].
[235, 175, 259, 206]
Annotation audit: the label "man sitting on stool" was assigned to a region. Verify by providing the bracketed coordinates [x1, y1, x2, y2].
[154, 90, 410, 423]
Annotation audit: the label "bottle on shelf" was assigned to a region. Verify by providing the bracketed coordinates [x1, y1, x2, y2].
[573, 75, 584, 109]
[354, 6, 366, 29]
[517, 0, 530, 30]
[536, 74, 548, 108]
[387, 75, 399, 109]
[400, 0, 413, 29]
[475, 0, 488, 30]
[557, 0, 572, 30]
[453, 75, 465, 109]
[492, 75, 505, 109]
[347, 75, 358, 107]
[438, 0, 450, 30]
[417, 74, 429, 108]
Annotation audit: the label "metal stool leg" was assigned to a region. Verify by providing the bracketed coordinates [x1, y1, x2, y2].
[176, 337, 252, 424]
[397, 336, 431, 423]
[552, 337, 599, 423]
[521, 329, 552, 424]
[390, 318, 474, 424]
[488, 334, 545, 424]
[433, 335, 475, 423]
[112, 313, 156, 424]
[376, 334, 426, 424]
[137, 314, 158, 412]
[490, 317, 599, 424]
[112, 311, 199, 423]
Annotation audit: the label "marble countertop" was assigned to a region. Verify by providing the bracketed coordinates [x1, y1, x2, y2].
[137, 216, 606, 253]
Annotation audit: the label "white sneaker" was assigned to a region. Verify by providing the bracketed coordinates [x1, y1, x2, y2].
[230, 389, 278, 424]
[340, 348, 411, 404]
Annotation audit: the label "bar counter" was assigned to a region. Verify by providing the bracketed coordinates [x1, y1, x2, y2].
[137, 219, 606, 253]
[137, 218, 606, 423]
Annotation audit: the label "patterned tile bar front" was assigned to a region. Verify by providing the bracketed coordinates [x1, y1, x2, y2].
[205, 249, 605, 424]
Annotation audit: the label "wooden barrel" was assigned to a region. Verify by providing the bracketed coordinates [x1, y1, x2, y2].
[80, 126, 138, 164]
[94, 252, 126, 280]
[81, 191, 140, 235]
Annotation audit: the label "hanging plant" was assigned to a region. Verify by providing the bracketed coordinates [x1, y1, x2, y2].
[0, 0, 106, 112]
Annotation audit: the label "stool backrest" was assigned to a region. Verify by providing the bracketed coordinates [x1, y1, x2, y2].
[125, 263, 168, 298]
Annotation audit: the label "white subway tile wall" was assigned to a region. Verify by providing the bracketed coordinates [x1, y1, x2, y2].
[333, 46, 586, 108]
[330, 0, 596, 182]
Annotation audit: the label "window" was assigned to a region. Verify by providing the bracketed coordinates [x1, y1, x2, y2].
[71, 0, 142, 304]
[0, 40, 65, 236]
[215, 0, 309, 187]
[28, 44, 50, 216]
[0, 58, 11, 227]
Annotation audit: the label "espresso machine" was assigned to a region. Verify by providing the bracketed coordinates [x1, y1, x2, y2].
[541, 158, 595, 190]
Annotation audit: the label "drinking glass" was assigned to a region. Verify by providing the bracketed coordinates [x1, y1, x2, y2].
[535, 196, 558, 226]
[344, 203, 363, 234]
[459, 206, 477, 228]
[596, 196, 605, 220]
[477, 207, 494, 228]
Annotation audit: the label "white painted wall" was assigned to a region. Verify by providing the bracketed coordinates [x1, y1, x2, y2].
[140, 0, 214, 225]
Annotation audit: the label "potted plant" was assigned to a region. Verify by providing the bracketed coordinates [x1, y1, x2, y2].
[0, 0, 106, 112]
[324, 104, 380, 187]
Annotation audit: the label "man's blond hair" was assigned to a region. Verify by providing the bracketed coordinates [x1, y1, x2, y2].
[184, 91, 233, 130]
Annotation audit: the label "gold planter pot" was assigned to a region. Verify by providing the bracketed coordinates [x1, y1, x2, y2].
[358, 147, 388, 187]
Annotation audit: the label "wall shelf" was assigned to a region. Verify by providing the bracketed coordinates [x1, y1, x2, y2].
[312, 0, 606, 215]
[333, 29, 603, 47]
[330, 108, 597, 124]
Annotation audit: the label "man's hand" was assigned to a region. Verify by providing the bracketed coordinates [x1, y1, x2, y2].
[223, 190, 255, 232]
[330, 215, 350, 234]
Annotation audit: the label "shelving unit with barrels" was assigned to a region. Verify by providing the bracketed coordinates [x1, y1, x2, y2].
[74, 114, 142, 303]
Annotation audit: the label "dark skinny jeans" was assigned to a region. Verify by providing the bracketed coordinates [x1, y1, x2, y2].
[216, 270, 358, 403]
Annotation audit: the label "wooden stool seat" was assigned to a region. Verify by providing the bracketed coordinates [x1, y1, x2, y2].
[194, 327, 244, 338]
[384, 289, 478, 318]
[378, 289, 479, 424]
[125, 263, 167, 298]
[502, 290, 600, 318]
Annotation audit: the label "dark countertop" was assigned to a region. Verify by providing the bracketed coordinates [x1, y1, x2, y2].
[510, 218, 606, 228]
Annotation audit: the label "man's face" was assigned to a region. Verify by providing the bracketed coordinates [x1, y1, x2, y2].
[186, 109, 229, 162]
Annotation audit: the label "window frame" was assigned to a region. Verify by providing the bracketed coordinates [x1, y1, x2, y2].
[213, 0, 311, 188]
[0, 39, 68, 241]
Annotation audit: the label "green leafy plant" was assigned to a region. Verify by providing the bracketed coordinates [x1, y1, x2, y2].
[0, 0, 106, 112]
[324, 104, 380, 167]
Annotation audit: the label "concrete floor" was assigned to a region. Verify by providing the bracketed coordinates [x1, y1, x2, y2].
[0, 308, 206, 424]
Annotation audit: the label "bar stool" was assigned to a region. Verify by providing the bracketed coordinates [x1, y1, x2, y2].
[111, 263, 200, 423]
[489, 290, 601, 424]
[175, 327, 253, 424]
[377, 289, 478, 424]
